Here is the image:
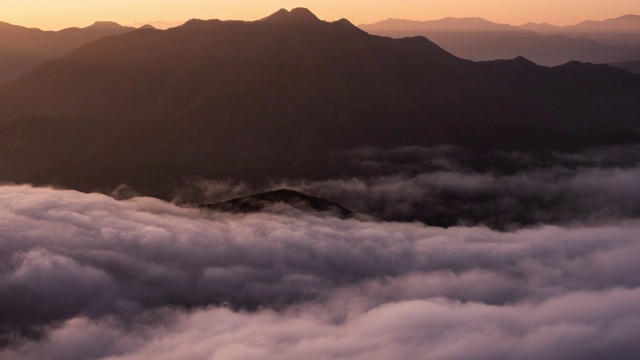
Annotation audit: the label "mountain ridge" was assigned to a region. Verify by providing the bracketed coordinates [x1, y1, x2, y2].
[360, 16, 640, 65]
[0, 8, 639, 195]
[522, 14, 640, 32]
[611, 60, 640, 74]
[360, 17, 524, 32]
[519, 14, 640, 46]
[0, 20, 134, 82]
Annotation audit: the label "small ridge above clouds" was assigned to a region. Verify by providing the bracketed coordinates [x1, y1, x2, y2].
[200, 189, 354, 218]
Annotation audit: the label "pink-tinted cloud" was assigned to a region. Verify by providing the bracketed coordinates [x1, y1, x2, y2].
[1, 185, 640, 358]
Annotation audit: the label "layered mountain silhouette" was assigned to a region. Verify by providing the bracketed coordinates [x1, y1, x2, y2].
[611, 60, 640, 74]
[200, 189, 353, 217]
[0, 8, 639, 195]
[0, 21, 134, 83]
[521, 15, 640, 46]
[360, 17, 640, 66]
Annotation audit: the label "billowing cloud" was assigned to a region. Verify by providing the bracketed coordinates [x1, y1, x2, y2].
[3, 289, 640, 360]
[1, 185, 640, 359]
[284, 165, 640, 227]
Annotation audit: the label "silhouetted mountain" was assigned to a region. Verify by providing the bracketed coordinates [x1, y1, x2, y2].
[201, 189, 353, 217]
[361, 17, 520, 32]
[611, 60, 640, 74]
[0, 8, 639, 195]
[360, 18, 640, 66]
[0, 21, 133, 82]
[570, 14, 640, 32]
[127, 20, 185, 30]
[520, 15, 640, 46]
[519, 22, 558, 33]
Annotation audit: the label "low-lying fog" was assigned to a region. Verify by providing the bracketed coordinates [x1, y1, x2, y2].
[3, 144, 640, 359]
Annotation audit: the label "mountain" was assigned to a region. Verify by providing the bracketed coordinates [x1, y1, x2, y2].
[611, 60, 640, 74]
[127, 20, 186, 30]
[0, 21, 133, 83]
[518, 22, 558, 33]
[0, 8, 639, 195]
[520, 15, 640, 46]
[360, 18, 640, 66]
[361, 17, 520, 32]
[200, 189, 354, 217]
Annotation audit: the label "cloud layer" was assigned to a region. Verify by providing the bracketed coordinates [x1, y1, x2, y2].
[176, 145, 640, 228]
[2, 185, 640, 359]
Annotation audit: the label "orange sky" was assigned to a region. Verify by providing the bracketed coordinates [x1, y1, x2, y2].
[2, 0, 639, 30]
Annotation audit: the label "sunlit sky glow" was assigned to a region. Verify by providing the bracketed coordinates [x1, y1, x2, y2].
[2, 0, 639, 30]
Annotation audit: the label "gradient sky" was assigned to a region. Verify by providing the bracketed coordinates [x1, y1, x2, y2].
[2, 0, 639, 30]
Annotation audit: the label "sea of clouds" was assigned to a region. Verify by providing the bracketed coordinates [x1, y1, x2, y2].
[175, 144, 640, 228]
[2, 176, 640, 359]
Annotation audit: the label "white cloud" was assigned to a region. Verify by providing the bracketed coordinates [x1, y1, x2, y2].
[1, 185, 640, 359]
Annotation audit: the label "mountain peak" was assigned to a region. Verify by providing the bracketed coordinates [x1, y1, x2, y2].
[511, 56, 539, 68]
[86, 21, 124, 30]
[262, 8, 321, 24]
[290, 7, 319, 19]
[335, 18, 359, 29]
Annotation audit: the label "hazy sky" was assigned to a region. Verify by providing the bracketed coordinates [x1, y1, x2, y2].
[1, 0, 639, 30]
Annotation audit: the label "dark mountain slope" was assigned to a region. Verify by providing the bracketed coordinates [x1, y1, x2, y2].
[0, 21, 133, 83]
[0, 8, 639, 195]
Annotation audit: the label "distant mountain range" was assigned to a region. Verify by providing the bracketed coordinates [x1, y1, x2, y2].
[360, 15, 640, 66]
[0, 8, 639, 195]
[0, 21, 133, 83]
[611, 60, 640, 74]
[521, 14, 640, 46]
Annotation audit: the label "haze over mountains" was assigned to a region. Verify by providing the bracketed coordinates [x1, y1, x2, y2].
[612, 59, 640, 74]
[0, 8, 639, 195]
[521, 14, 640, 46]
[360, 15, 640, 66]
[0, 21, 133, 82]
